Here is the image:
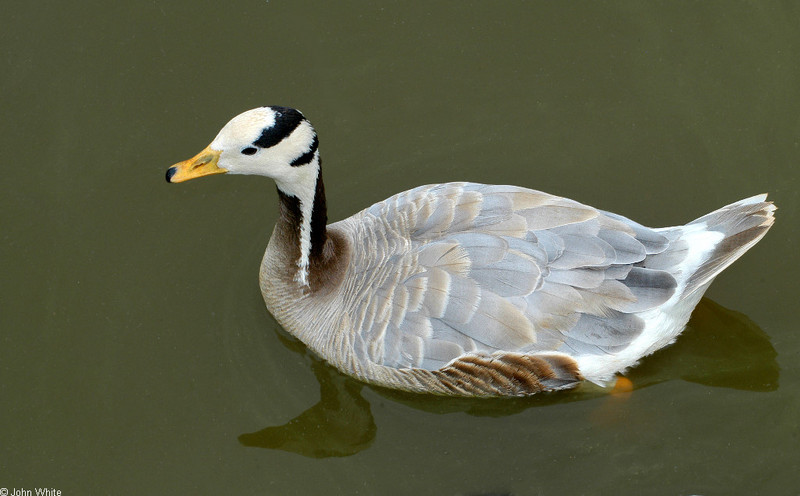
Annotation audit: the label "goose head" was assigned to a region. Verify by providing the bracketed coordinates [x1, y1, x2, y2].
[166, 106, 320, 198]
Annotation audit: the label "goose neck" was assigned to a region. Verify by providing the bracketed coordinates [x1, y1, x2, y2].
[275, 160, 328, 286]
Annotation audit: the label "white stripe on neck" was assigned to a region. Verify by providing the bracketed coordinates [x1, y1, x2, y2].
[275, 153, 320, 287]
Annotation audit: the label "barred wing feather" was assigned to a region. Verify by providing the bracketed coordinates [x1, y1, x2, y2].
[346, 182, 678, 371]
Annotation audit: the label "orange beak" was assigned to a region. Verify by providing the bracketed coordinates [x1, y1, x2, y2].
[166, 145, 226, 183]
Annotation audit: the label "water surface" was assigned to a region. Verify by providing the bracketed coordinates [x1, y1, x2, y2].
[2, 2, 799, 494]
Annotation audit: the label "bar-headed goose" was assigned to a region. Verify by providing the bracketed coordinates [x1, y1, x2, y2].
[166, 106, 775, 396]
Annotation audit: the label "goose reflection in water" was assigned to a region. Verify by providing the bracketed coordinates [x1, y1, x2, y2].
[237, 297, 777, 458]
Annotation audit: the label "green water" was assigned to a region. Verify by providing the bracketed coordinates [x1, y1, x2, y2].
[2, 2, 799, 494]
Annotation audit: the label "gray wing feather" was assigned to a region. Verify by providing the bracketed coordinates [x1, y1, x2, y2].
[347, 183, 678, 370]
[597, 229, 647, 264]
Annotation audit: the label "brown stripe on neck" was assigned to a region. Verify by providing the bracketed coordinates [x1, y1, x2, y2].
[275, 167, 346, 292]
[309, 167, 328, 259]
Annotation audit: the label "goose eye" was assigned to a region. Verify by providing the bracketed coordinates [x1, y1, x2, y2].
[241, 147, 258, 156]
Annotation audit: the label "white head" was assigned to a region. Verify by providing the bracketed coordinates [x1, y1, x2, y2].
[166, 106, 320, 199]
[167, 106, 324, 286]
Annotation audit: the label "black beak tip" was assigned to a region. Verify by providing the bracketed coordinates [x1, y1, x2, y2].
[166, 167, 177, 183]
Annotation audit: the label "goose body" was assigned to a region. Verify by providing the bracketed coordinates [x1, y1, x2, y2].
[167, 107, 775, 396]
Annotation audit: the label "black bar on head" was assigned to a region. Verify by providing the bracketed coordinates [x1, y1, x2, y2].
[253, 107, 305, 149]
[290, 135, 319, 167]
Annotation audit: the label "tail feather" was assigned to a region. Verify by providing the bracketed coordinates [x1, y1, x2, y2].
[683, 194, 776, 295]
